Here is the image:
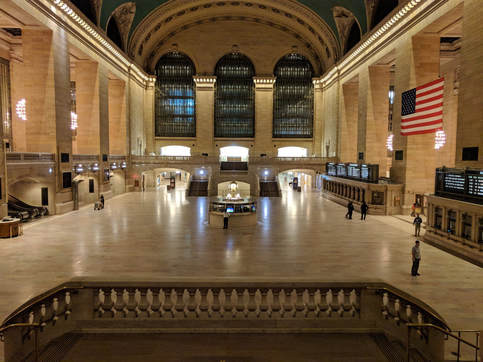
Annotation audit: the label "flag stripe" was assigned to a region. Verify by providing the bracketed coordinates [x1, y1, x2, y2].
[401, 78, 444, 136]
[401, 119, 443, 129]
[402, 110, 443, 122]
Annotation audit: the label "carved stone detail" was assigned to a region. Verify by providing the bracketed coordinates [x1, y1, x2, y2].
[112, 2, 136, 50]
[332, 6, 358, 53]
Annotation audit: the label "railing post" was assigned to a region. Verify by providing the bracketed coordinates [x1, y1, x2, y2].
[407, 326, 411, 362]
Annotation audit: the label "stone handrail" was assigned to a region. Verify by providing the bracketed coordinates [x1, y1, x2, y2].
[131, 155, 337, 165]
[6, 152, 55, 163]
[72, 154, 100, 163]
[0, 280, 449, 361]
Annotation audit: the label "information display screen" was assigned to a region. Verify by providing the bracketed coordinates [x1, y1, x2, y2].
[327, 163, 337, 176]
[435, 168, 483, 204]
[467, 172, 483, 197]
[337, 164, 346, 176]
[361, 166, 369, 180]
[444, 173, 465, 193]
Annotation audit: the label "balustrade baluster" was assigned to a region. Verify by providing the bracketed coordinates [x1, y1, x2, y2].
[336, 289, 344, 316]
[282, 289, 294, 318]
[271, 288, 282, 318]
[174, 288, 186, 318]
[101, 288, 114, 318]
[318, 289, 330, 317]
[294, 288, 306, 318]
[162, 288, 175, 318]
[394, 299, 401, 322]
[405, 304, 413, 323]
[382, 292, 389, 318]
[306, 288, 317, 318]
[222, 288, 235, 318]
[342, 289, 352, 317]
[138, 288, 150, 318]
[235, 288, 246, 318]
[52, 298, 59, 324]
[246, 288, 258, 318]
[113, 288, 126, 318]
[186, 288, 197, 318]
[149, 289, 162, 318]
[94, 289, 104, 317]
[125, 288, 137, 318]
[210, 288, 222, 318]
[198, 288, 209, 318]
[39, 304, 47, 328]
[65, 292, 71, 319]
[417, 311, 423, 324]
[259, 288, 270, 318]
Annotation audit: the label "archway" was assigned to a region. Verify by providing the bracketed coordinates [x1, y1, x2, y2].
[278, 169, 316, 191]
[142, 168, 191, 191]
[277, 147, 308, 158]
[217, 181, 250, 198]
[219, 146, 249, 162]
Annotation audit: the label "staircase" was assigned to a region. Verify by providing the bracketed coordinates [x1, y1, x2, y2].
[259, 181, 280, 197]
[188, 180, 208, 196]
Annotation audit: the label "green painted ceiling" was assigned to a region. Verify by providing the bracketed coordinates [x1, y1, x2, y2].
[100, 0, 367, 40]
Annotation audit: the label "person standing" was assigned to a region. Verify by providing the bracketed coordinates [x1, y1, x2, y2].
[411, 240, 421, 276]
[346, 201, 354, 219]
[360, 201, 368, 220]
[223, 209, 230, 229]
[100, 194, 105, 209]
[413, 214, 423, 236]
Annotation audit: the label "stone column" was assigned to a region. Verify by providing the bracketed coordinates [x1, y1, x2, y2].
[339, 79, 358, 162]
[193, 76, 216, 156]
[98, 66, 111, 198]
[455, 0, 483, 168]
[312, 79, 324, 156]
[253, 77, 276, 156]
[144, 78, 155, 155]
[358, 65, 391, 176]
[75, 60, 100, 155]
[391, 33, 440, 210]
[108, 78, 127, 156]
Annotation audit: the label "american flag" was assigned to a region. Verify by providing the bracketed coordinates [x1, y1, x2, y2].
[401, 78, 444, 136]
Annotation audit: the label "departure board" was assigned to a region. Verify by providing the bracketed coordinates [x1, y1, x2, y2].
[468, 172, 483, 196]
[361, 165, 369, 180]
[327, 163, 337, 176]
[444, 173, 465, 193]
[337, 164, 347, 176]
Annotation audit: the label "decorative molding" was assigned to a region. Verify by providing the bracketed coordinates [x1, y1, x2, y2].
[253, 76, 276, 89]
[111, 2, 136, 51]
[194, 75, 216, 88]
[332, 6, 359, 53]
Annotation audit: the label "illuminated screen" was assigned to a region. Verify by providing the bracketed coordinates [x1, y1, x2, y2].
[226, 207, 234, 213]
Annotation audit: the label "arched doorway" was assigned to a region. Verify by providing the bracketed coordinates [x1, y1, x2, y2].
[278, 169, 315, 191]
[217, 181, 250, 198]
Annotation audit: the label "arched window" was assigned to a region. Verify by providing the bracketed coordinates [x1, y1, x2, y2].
[155, 52, 196, 137]
[273, 54, 314, 138]
[214, 53, 255, 138]
[372, 0, 398, 29]
[345, 22, 361, 53]
[107, 18, 123, 50]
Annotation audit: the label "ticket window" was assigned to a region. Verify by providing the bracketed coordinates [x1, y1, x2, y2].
[434, 207, 443, 230]
[461, 214, 472, 240]
[447, 210, 457, 235]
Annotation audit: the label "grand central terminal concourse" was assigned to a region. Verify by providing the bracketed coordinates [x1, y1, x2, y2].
[0, 0, 482, 360]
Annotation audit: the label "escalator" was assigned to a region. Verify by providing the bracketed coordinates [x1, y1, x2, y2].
[8, 194, 48, 221]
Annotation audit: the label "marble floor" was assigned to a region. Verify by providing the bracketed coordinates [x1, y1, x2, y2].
[0, 189, 481, 354]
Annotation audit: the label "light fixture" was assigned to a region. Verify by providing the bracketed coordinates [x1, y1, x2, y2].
[264, 170, 269, 176]
[48, 168, 53, 174]
[199, 169, 205, 176]
[75, 164, 84, 173]
[70, 111, 78, 130]
[121, 161, 127, 169]
[92, 163, 99, 171]
[111, 162, 117, 170]
[434, 130, 446, 150]
[386, 134, 394, 151]
[16, 99, 27, 121]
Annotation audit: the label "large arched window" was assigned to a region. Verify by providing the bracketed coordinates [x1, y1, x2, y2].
[273, 54, 314, 138]
[214, 53, 255, 138]
[155, 52, 196, 137]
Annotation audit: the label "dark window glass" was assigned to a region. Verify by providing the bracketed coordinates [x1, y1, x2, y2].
[395, 150, 403, 160]
[89, 179, 95, 193]
[62, 172, 72, 189]
[41, 187, 48, 206]
[273, 53, 314, 138]
[462, 147, 478, 161]
[372, 0, 398, 29]
[155, 52, 196, 137]
[107, 18, 123, 50]
[214, 53, 255, 138]
[70, 0, 97, 24]
[345, 22, 361, 53]
[61, 153, 70, 163]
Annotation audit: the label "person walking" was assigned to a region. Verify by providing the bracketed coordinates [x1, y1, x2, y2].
[223, 209, 230, 229]
[360, 201, 368, 220]
[100, 194, 105, 209]
[411, 240, 421, 276]
[413, 214, 423, 236]
[345, 201, 354, 219]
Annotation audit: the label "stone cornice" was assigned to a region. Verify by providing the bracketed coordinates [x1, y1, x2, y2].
[194, 75, 216, 89]
[253, 76, 276, 89]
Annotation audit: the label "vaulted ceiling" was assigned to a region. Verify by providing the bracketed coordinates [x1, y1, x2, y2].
[100, 0, 369, 41]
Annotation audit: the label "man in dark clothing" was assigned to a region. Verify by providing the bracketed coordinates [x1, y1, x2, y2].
[346, 202, 354, 219]
[360, 201, 368, 220]
[413, 214, 423, 236]
[411, 240, 421, 276]
[100, 194, 105, 209]
[223, 210, 230, 229]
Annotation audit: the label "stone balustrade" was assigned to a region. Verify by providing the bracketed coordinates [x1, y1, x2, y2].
[5, 152, 55, 163]
[424, 195, 483, 266]
[322, 175, 403, 215]
[0, 280, 448, 361]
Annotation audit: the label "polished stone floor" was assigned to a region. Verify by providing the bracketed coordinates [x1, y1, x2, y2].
[0, 189, 481, 335]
